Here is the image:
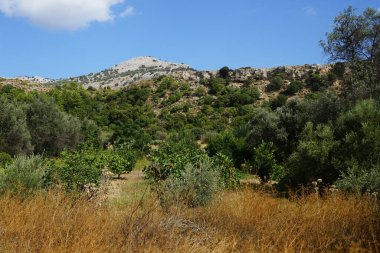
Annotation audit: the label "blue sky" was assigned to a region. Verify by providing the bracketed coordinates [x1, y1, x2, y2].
[0, 0, 379, 79]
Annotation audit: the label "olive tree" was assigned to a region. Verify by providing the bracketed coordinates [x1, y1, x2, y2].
[321, 6, 380, 100]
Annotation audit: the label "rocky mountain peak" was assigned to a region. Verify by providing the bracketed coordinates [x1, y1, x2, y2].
[112, 56, 191, 73]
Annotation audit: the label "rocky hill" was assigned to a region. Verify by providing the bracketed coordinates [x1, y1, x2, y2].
[0, 77, 51, 92]
[54, 56, 333, 92]
[2, 57, 339, 101]
[61, 56, 197, 89]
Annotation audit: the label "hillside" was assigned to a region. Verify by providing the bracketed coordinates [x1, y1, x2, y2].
[0, 77, 50, 92]
[52, 56, 335, 93]
[1, 56, 340, 105]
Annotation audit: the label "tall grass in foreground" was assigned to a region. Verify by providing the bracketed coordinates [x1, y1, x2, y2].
[0, 190, 379, 253]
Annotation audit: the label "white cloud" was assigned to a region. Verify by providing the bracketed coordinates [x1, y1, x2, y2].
[0, 0, 127, 30]
[120, 5, 134, 17]
[304, 7, 317, 16]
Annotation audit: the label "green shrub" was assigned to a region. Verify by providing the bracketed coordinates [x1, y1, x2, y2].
[206, 131, 247, 168]
[336, 163, 380, 194]
[157, 156, 221, 208]
[57, 150, 105, 192]
[207, 78, 226, 95]
[285, 81, 303, 95]
[286, 123, 340, 186]
[218, 66, 230, 79]
[266, 76, 284, 92]
[253, 142, 284, 181]
[0, 155, 47, 194]
[105, 149, 137, 178]
[269, 94, 288, 110]
[143, 141, 202, 183]
[212, 153, 240, 189]
[0, 152, 12, 168]
[306, 73, 330, 91]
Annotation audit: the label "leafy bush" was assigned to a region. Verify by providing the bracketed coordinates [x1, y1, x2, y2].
[0, 155, 47, 194]
[247, 108, 288, 148]
[207, 131, 249, 169]
[206, 78, 226, 95]
[306, 73, 330, 91]
[212, 152, 240, 189]
[57, 150, 105, 191]
[334, 100, 380, 170]
[157, 156, 221, 208]
[266, 76, 284, 92]
[286, 123, 340, 186]
[269, 94, 288, 110]
[332, 62, 345, 79]
[143, 141, 202, 183]
[336, 163, 380, 194]
[105, 149, 137, 178]
[285, 81, 303, 95]
[0, 152, 12, 168]
[253, 142, 285, 181]
[218, 66, 230, 79]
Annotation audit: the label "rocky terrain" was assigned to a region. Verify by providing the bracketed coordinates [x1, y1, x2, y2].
[58, 56, 332, 90]
[1, 56, 334, 95]
[61, 56, 198, 88]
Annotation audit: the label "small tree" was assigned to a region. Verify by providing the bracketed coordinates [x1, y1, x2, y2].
[321, 6, 380, 99]
[285, 81, 303, 95]
[218, 66, 230, 79]
[106, 150, 136, 178]
[266, 76, 284, 92]
[253, 142, 285, 181]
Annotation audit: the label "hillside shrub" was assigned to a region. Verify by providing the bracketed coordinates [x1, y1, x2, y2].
[158, 156, 221, 208]
[247, 108, 288, 148]
[0, 155, 47, 194]
[218, 66, 230, 79]
[285, 81, 303, 95]
[266, 76, 284, 92]
[26, 97, 82, 155]
[306, 73, 330, 91]
[207, 78, 226, 95]
[269, 94, 288, 110]
[206, 131, 247, 168]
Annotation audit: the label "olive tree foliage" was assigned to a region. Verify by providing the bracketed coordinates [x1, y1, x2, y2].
[286, 123, 340, 186]
[247, 108, 288, 149]
[25, 97, 82, 155]
[321, 6, 380, 100]
[0, 98, 32, 155]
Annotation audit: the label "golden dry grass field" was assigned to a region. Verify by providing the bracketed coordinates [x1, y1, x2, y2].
[0, 186, 379, 253]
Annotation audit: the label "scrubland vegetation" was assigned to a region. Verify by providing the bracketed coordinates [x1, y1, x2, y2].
[0, 6, 380, 252]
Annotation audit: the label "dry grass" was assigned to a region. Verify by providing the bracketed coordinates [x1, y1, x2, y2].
[0, 190, 379, 253]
